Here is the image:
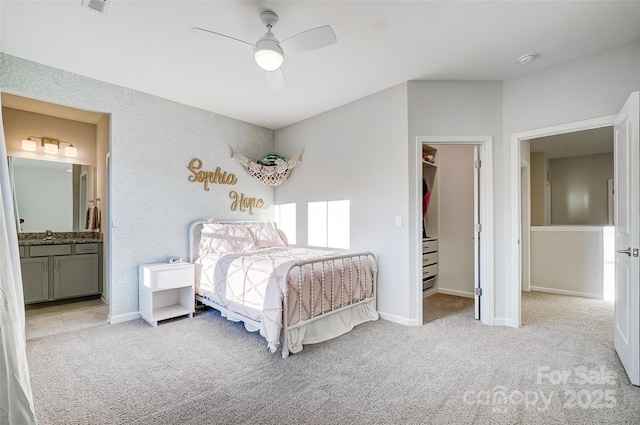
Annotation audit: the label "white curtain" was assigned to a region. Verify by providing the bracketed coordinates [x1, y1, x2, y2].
[0, 106, 37, 423]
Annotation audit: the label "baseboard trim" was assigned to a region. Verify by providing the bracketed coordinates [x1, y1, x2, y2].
[530, 286, 602, 300]
[379, 311, 421, 326]
[109, 311, 141, 324]
[494, 317, 518, 328]
[437, 288, 474, 299]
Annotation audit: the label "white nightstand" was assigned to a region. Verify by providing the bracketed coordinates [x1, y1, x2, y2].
[139, 262, 195, 327]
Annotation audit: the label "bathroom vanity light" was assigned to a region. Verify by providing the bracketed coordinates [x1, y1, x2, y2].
[21, 138, 36, 152]
[43, 139, 58, 155]
[21, 136, 78, 157]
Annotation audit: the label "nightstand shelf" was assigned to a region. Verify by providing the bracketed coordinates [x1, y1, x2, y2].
[139, 262, 195, 327]
[152, 303, 193, 322]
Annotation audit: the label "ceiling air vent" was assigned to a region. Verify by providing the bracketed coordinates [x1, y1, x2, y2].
[82, 0, 111, 15]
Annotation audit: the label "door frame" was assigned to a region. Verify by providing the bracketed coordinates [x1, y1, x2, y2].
[105, 152, 112, 322]
[509, 115, 616, 327]
[520, 158, 531, 292]
[415, 136, 495, 325]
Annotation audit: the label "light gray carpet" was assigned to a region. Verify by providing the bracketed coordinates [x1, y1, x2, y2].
[26, 292, 640, 424]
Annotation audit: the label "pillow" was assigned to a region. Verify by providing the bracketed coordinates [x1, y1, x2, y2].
[199, 223, 256, 256]
[249, 226, 288, 249]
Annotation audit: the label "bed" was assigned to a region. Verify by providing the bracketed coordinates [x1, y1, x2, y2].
[188, 220, 378, 357]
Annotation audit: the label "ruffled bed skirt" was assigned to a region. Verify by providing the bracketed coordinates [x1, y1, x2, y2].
[285, 298, 378, 354]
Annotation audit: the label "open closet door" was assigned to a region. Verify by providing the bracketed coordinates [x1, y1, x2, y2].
[614, 91, 640, 386]
[473, 146, 481, 320]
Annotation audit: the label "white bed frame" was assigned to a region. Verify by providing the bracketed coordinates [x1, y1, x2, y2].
[188, 219, 378, 357]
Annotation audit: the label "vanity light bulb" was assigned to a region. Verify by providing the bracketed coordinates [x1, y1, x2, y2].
[22, 139, 37, 152]
[44, 142, 58, 155]
[65, 146, 78, 157]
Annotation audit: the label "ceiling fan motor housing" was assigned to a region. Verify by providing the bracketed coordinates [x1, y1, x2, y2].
[260, 10, 279, 28]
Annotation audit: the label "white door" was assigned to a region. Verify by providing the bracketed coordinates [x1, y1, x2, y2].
[473, 146, 481, 320]
[614, 91, 640, 386]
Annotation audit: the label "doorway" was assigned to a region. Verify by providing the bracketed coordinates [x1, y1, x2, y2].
[511, 95, 640, 386]
[524, 128, 614, 304]
[1, 92, 111, 334]
[509, 115, 617, 327]
[415, 136, 495, 325]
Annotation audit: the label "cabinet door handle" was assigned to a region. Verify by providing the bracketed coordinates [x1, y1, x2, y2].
[44, 260, 48, 272]
[55, 258, 59, 270]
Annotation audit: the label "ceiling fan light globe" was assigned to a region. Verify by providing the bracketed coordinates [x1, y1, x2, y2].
[254, 33, 284, 71]
[255, 47, 284, 71]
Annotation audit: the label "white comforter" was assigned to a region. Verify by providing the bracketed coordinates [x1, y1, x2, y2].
[196, 247, 374, 352]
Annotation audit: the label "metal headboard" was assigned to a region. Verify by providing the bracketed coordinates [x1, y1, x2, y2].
[188, 219, 279, 263]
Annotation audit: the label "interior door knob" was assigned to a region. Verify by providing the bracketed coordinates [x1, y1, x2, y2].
[617, 247, 632, 256]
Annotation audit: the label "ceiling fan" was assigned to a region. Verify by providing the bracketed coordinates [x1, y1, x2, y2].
[192, 10, 337, 91]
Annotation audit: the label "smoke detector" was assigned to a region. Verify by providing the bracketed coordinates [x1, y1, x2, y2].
[81, 0, 111, 15]
[518, 53, 537, 65]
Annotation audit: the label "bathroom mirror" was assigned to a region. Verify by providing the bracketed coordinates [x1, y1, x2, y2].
[9, 157, 97, 232]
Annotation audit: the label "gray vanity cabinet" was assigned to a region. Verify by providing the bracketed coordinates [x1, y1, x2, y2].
[20, 257, 49, 303]
[53, 254, 100, 299]
[20, 242, 102, 305]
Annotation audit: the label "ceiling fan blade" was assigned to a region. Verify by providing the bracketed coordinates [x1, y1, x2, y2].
[280, 25, 336, 54]
[191, 27, 255, 48]
[265, 69, 284, 91]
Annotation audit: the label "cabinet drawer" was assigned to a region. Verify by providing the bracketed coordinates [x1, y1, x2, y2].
[422, 263, 438, 279]
[141, 264, 194, 291]
[30, 244, 71, 257]
[19, 246, 25, 258]
[422, 252, 438, 266]
[423, 276, 436, 291]
[422, 239, 438, 253]
[75, 243, 99, 254]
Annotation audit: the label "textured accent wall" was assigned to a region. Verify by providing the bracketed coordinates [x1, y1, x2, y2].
[0, 54, 275, 318]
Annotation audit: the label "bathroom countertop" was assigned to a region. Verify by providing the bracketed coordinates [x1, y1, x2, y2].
[18, 232, 103, 246]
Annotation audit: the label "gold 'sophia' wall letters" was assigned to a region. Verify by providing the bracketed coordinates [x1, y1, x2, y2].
[187, 158, 238, 191]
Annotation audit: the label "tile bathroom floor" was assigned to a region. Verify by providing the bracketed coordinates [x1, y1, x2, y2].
[25, 298, 108, 340]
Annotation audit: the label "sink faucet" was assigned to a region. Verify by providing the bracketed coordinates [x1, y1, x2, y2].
[46, 230, 53, 239]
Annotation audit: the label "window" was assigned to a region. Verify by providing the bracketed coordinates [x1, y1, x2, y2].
[274, 203, 296, 245]
[308, 200, 350, 249]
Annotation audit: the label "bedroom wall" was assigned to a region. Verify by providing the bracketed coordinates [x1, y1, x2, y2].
[501, 38, 640, 325]
[278, 40, 640, 328]
[408, 80, 503, 321]
[274, 84, 411, 323]
[0, 53, 275, 321]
